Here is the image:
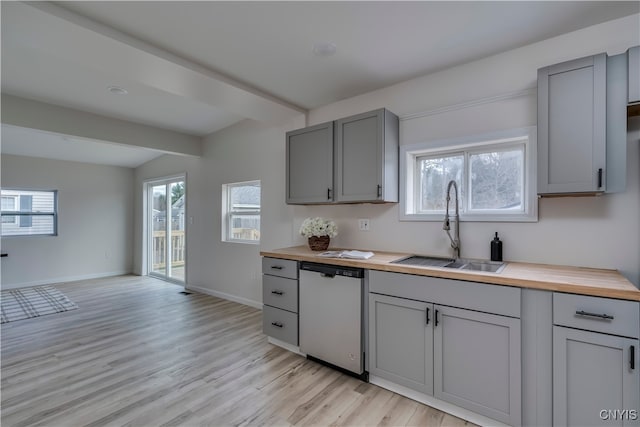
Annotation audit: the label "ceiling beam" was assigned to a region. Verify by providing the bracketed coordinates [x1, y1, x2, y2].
[1, 95, 202, 157]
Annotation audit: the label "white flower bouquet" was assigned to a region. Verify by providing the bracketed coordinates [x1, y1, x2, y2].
[299, 217, 338, 238]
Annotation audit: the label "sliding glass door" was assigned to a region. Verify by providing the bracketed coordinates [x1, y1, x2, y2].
[148, 177, 186, 284]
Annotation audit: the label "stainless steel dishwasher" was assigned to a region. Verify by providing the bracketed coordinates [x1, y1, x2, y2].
[299, 262, 366, 380]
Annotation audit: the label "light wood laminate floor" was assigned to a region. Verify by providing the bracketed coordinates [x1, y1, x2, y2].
[1, 275, 476, 426]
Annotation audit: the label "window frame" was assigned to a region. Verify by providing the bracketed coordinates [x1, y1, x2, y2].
[0, 189, 58, 236]
[400, 127, 537, 222]
[1, 195, 19, 225]
[221, 180, 261, 244]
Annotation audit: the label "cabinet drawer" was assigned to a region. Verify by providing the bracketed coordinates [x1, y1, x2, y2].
[263, 305, 298, 345]
[262, 257, 297, 279]
[553, 293, 639, 338]
[263, 275, 298, 313]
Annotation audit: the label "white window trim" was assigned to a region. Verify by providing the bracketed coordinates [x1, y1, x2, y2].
[400, 127, 538, 222]
[1, 195, 19, 225]
[222, 180, 261, 244]
[0, 189, 59, 236]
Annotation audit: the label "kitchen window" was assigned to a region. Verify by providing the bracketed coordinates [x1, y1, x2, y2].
[400, 127, 537, 222]
[222, 180, 261, 244]
[0, 189, 58, 236]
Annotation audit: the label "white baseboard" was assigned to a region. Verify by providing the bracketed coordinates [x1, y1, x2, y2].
[0, 270, 132, 290]
[187, 285, 263, 310]
[369, 376, 510, 427]
[267, 337, 306, 356]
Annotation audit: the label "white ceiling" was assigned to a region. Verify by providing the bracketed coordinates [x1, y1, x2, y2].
[1, 1, 639, 167]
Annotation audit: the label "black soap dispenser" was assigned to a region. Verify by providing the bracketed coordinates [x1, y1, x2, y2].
[491, 232, 503, 262]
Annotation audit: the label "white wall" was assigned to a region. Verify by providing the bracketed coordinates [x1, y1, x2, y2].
[295, 14, 640, 285]
[134, 13, 640, 305]
[1, 154, 134, 288]
[134, 117, 303, 306]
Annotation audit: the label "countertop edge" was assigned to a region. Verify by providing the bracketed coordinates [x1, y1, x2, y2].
[260, 247, 640, 302]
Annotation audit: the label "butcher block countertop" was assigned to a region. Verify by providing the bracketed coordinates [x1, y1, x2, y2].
[260, 246, 640, 302]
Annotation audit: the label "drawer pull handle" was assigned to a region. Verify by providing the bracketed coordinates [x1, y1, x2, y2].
[271, 290, 284, 296]
[575, 310, 614, 320]
[631, 346, 636, 370]
[270, 266, 284, 270]
[271, 322, 284, 328]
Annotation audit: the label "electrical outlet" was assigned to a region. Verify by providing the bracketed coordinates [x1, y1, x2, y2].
[358, 218, 370, 231]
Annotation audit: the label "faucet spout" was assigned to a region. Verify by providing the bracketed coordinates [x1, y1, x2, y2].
[443, 180, 460, 259]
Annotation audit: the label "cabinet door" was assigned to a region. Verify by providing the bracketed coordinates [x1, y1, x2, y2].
[629, 46, 639, 105]
[369, 293, 433, 395]
[433, 305, 521, 425]
[538, 54, 606, 194]
[553, 326, 640, 427]
[335, 109, 384, 202]
[286, 122, 334, 204]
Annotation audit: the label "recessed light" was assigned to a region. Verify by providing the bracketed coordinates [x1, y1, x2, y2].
[313, 42, 337, 57]
[107, 85, 128, 95]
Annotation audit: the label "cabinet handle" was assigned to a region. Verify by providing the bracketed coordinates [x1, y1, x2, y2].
[271, 322, 283, 328]
[270, 265, 283, 270]
[271, 290, 284, 296]
[426, 307, 430, 325]
[377, 184, 382, 198]
[575, 310, 614, 320]
[597, 168, 603, 188]
[631, 346, 636, 370]
[327, 188, 332, 200]
[435, 309, 439, 327]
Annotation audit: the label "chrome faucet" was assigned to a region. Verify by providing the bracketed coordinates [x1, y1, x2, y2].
[443, 180, 460, 259]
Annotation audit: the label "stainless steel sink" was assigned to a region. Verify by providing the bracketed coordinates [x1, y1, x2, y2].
[391, 255, 506, 273]
[391, 255, 454, 268]
[457, 260, 506, 273]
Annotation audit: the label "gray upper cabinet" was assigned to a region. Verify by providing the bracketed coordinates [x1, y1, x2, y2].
[286, 121, 334, 204]
[538, 53, 607, 195]
[285, 108, 398, 205]
[433, 305, 521, 426]
[629, 46, 640, 105]
[335, 109, 399, 203]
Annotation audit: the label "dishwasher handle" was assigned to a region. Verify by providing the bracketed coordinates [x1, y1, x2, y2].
[300, 261, 364, 278]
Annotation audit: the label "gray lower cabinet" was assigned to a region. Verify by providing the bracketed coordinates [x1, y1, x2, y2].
[433, 305, 521, 425]
[286, 121, 334, 204]
[368, 272, 522, 425]
[262, 257, 299, 346]
[537, 53, 607, 194]
[369, 293, 433, 394]
[553, 326, 639, 426]
[552, 292, 640, 427]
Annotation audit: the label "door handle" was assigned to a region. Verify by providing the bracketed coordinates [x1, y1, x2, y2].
[327, 188, 332, 200]
[426, 307, 430, 325]
[597, 168, 603, 188]
[434, 309, 439, 327]
[271, 290, 284, 296]
[631, 346, 636, 370]
[271, 322, 283, 328]
[377, 184, 382, 198]
[575, 310, 614, 320]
